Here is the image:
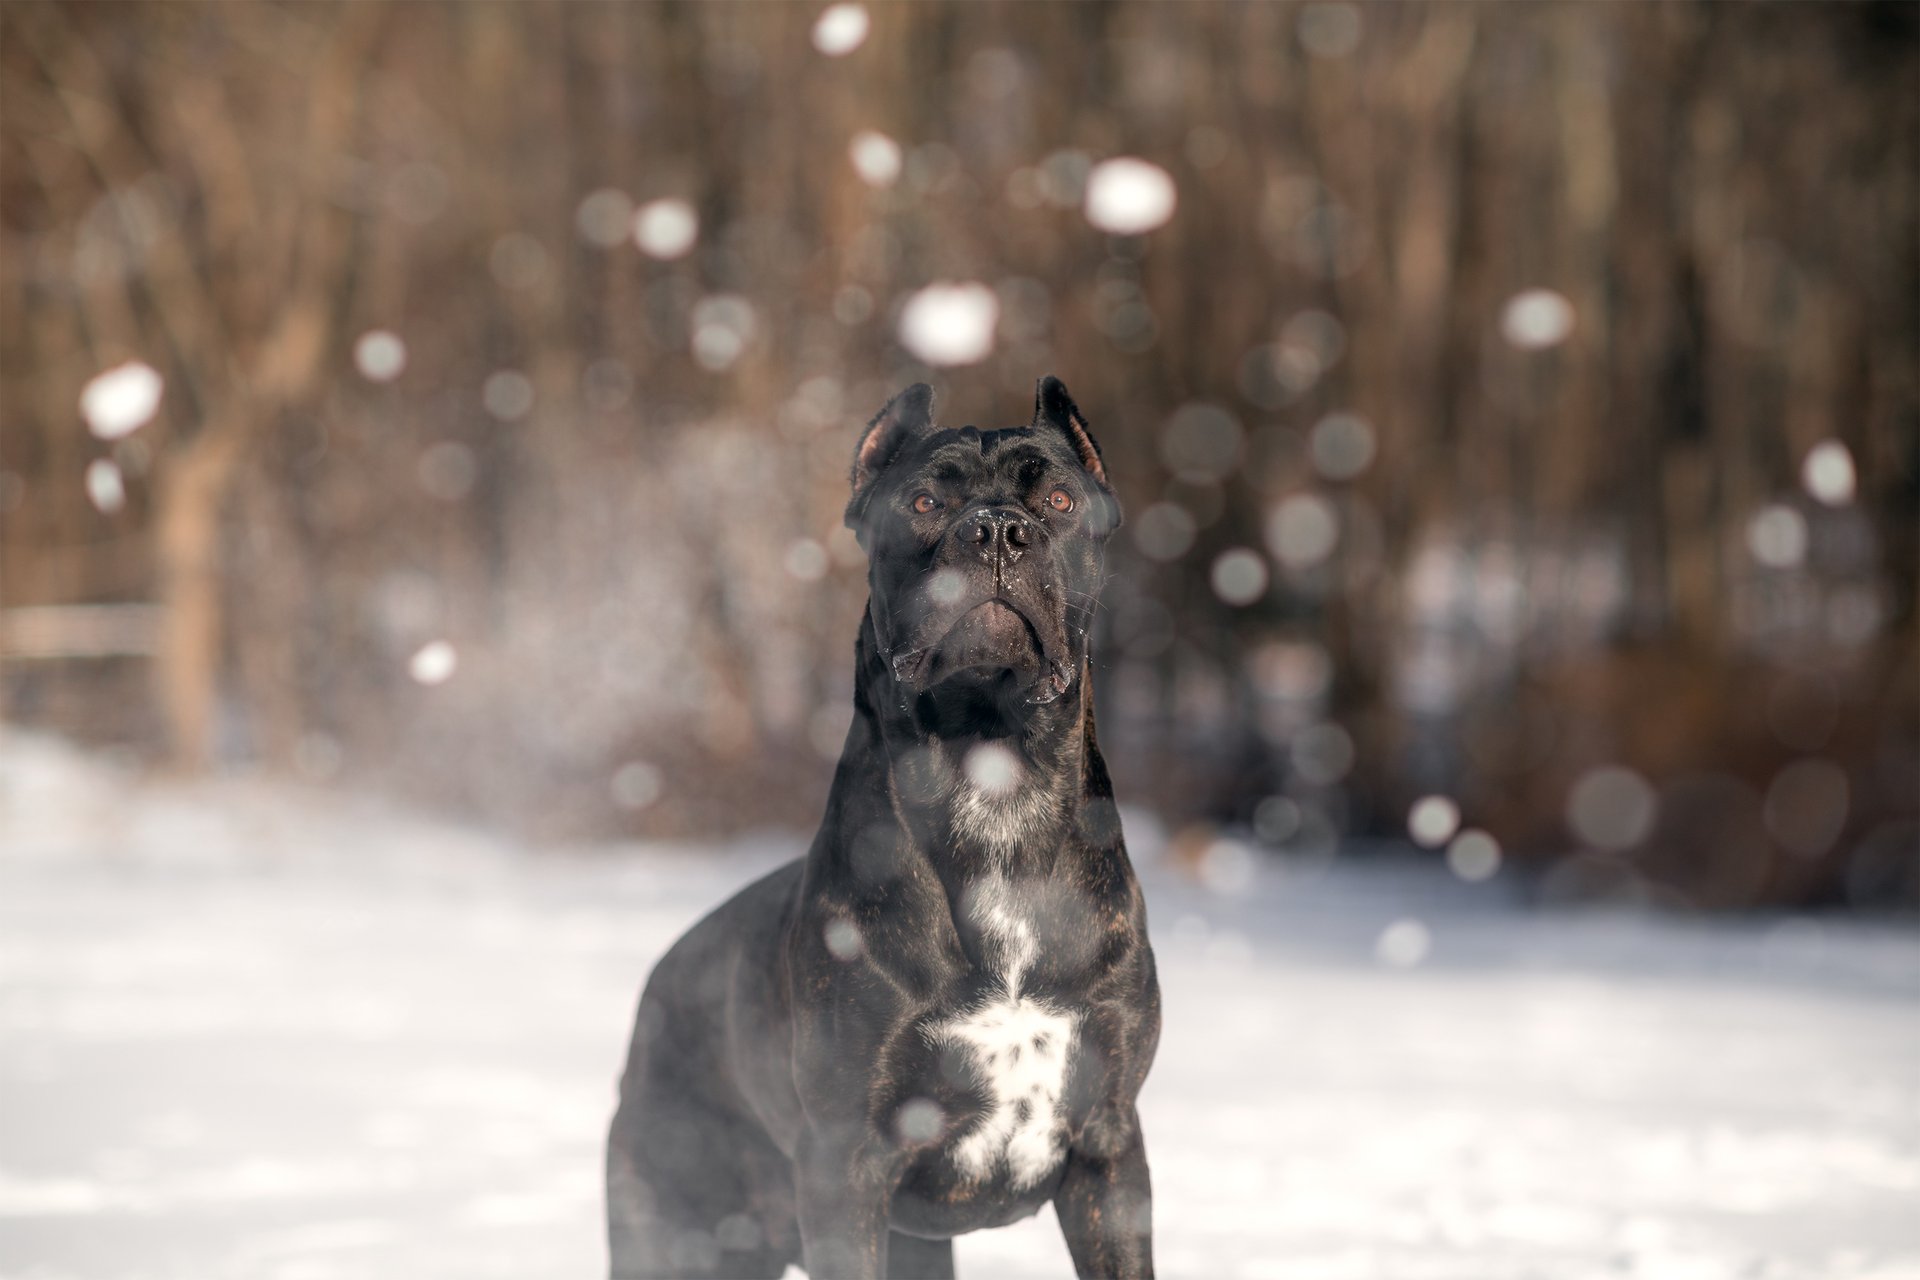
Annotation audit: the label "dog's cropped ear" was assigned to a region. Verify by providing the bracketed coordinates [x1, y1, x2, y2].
[1033, 375, 1121, 531]
[1033, 376, 1108, 487]
[846, 382, 936, 528]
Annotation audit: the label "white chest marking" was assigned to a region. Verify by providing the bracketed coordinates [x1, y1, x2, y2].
[950, 744, 1061, 859]
[925, 875, 1078, 1189]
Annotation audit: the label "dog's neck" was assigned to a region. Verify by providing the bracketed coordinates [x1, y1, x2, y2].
[850, 607, 1105, 880]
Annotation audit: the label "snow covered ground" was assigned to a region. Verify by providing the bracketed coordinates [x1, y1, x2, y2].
[1, 732, 1915, 1280]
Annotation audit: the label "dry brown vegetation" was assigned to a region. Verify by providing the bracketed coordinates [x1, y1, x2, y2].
[2, 2, 1913, 904]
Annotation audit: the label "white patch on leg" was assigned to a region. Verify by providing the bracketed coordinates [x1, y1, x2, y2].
[928, 996, 1076, 1189]
[949, 747, 1061, 858]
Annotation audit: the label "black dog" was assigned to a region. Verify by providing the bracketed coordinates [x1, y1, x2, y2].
[607, 377, 1159, 1280]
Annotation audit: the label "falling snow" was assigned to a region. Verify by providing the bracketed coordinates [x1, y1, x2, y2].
[574, 189, 635, 249]
[407, 640, 458, 685]
[1266, 493, 1340, 570]
[609, 762, 662, 812]
[353, 331, 408, 383]
[810, 4, 871, 58]
[481, 371, 534, 421]
[1444, 830, 1502, 883]
[1083, 158, 1178, 236]
[79, 361, 163, 440]
[1499, 288, 1576, 350]
[631, 198, 699, 260]
[1566, 766, 1658, 852]
[83, 459, 126, 514]
[1801, 441, 1857, 507]
[690, 295, 758, 372]
[1210, 548, 1270, 607]
[1309, 412, 1377, 481]
[1408, 795, 1462, 848]
[897, 281, 1000, 367]
[848, 131, 903, 188]
[1746, 504, 1810, 570]
[962, 742, 1022, 797]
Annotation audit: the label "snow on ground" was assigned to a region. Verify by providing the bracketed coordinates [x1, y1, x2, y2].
[1, 732, 1916, 1280]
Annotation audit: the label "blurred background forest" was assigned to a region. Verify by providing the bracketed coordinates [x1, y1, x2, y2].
[2, 0, 1914, 909]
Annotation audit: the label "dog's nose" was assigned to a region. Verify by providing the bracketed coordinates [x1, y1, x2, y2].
[966, 508, 1034, 559]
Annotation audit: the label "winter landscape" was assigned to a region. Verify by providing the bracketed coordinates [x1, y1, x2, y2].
[2, 732, 1914, 1280]
[4, 6, 1917, 1278]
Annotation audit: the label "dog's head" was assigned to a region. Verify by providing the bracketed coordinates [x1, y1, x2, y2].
[845, 376, 1121, 710]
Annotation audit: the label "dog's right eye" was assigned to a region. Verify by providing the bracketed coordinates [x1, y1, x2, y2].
[912, 493, 940, 514]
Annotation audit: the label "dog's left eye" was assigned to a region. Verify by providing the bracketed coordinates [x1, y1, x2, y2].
[1047, 489, 1074, 513]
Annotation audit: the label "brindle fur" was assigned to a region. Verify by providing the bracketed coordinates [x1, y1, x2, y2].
[607, 377, 1159, 1280]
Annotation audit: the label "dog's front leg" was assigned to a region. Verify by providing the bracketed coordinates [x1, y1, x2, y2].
[1053, 1103, 1154, 1279]
[796, 1127, 897, 1280]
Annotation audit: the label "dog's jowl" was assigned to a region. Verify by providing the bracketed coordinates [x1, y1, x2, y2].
[607, 377, 1160, 1280]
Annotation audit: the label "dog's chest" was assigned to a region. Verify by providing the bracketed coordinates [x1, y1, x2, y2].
[922, 875, 1079, 1190]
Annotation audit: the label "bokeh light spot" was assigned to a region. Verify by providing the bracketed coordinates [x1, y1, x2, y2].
[632, 198, 699, 259]
[1084, 157, 1178, 235]
[353, 331, 407, 383]
[963, 742, 1021, 796]
[1132, 502, 1197, 562]
[408, 640, 458, 686]
[611, 761, 663, 811]
[85, 458, 126, 513]
[575, 189, 635, 248]
[1199, 839, 1256, 895]
[482, 371, 534, 421]
[927, 567, 968, 607]
[1445, 829, 1501, 882]
[81, 361, 163, 439]
[784, 538, 830, 582]
[1265, 494, 1339, 570]
[1158, 403, 1243, 482]
[824, 918, 864, 961]
[811, 4, 871, 57]
[691, 295, 759, 371]
[1800, 441, 1856, 507]
[1566, 766, 1657, 851]
[1210, 548, 1270, 607]
[894, 1097, 944, 1145]
[1408, 795, 1461, 848]
[1746, 504, 1808, 569]
[833, 285, 874, 326]
[897, 282, 999, 367]
[1375, 919, 1431, 968]
[849, 131, 903, 187]
[1309, 412, 1376, 481]
[1500, 288, 1576, 349]
[1764, 759, 1850, 860]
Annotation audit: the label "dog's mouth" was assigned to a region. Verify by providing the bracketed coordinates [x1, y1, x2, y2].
[890, 599, 1075, 705]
